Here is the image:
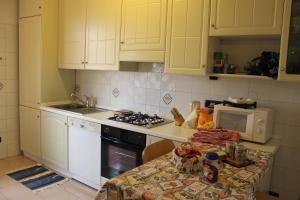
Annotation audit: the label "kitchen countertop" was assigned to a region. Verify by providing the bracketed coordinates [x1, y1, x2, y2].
[40, 102, 280, 154]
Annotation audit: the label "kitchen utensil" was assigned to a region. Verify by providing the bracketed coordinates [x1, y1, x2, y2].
[171, 108, 185, 126]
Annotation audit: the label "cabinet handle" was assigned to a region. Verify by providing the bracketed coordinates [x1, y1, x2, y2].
[81, 61, 85, 64]
[120, 41, 124, 44]
[202, 65, 206, 68]
[80, 124, 84, 128]
[38, 6, 42, 9]
[0, 57, 2, 60]
[65, 122, 68, 126]
[37, 115, 40, 118]
[211, 24, 215, 28]
[280, 67, 286, 71]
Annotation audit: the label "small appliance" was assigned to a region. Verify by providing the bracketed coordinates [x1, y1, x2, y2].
[213, 105, 274, 143]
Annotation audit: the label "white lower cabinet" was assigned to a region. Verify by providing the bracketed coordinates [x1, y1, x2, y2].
[146, 135, 182, 147]
[20, 106, 41, 159]
[68, 118, 101, 189]
[41, 111, 68, 170]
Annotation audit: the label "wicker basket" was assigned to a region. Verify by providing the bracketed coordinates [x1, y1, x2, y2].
[170, 144, 204, 174]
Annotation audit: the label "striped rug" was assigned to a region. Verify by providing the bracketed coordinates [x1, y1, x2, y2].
[7, 165, 68, 191]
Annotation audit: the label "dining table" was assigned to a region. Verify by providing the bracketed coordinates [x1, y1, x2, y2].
[96, 142, 273, 200]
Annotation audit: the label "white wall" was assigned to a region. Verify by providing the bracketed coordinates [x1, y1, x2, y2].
[0, 0, 19, 158]
[77, 68, 300, 200]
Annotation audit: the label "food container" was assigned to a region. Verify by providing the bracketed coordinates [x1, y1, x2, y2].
[225, 141, 236, 160]
[235, 144, 247, 162]
[171, 143, 204, 174]
[203, 152, 219, 183]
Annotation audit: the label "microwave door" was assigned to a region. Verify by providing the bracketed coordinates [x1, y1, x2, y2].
[215, 110, 254, 141]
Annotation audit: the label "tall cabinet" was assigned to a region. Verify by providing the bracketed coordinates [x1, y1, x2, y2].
[19, 0, 75, 160]
[59, 0, 122, 70]
[165, 0, 210, 75]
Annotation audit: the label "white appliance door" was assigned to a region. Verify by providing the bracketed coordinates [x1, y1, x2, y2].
[69, 126, 101, 189]
[215, 110, 254, 141]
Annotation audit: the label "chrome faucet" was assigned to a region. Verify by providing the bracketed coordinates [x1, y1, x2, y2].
[70, 92, 91, 108]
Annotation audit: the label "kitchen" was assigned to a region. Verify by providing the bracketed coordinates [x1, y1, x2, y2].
[0, 0, 299, 199]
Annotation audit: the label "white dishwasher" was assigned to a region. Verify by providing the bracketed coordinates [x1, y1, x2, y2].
[68, 117, 101, 189]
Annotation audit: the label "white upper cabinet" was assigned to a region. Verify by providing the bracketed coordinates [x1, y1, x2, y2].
[278, 0, 300, 81]
[59, 0, 122, 70]
[119, 0, 168, 62]
[19, 0, 75, 108]
[59, 0, 87, 69]
[19, 17, 42, 108]
[85, 0, 122, 70]
[19, 0, 42, 18]
[165, 0, 210, 75]
[210, 0, 285, 36]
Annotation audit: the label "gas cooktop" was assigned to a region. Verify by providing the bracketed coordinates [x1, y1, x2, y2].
[108, 111, 172, 129]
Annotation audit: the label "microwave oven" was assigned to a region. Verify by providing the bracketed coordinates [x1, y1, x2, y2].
[213, 105, 274, 143]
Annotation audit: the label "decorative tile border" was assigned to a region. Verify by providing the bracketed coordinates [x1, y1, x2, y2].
[112, 88, 120, 98]
[163, 93, 173, 105]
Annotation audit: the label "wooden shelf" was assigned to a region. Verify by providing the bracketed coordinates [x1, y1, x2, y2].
[208, 73, 275, 80]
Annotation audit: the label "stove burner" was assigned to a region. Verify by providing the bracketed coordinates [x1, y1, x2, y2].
[108, 111, 172, 128]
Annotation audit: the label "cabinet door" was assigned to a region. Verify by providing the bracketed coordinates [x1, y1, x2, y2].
[120, 0, 167, 51]
[85, 0, 122, 70]
[19, 17, 41, 109]
[165, 0, 210, 75]
[210, 0, 284, 36]
[69, 126, 101, 189]
[279, 0, 300, 81]
[19, 0, 42, 18]
[58, 0, 86, 69]
[20, 106, 41, 159]
[41, 111, 68, 170]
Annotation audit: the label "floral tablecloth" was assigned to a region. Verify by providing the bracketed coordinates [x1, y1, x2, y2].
[96, 144, 273, 200]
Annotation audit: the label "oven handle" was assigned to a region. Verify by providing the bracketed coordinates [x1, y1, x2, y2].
[101, 136, 144, 150]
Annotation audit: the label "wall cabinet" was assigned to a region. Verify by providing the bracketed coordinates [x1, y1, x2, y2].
[279, 0, 300, 81]
[19, 0, 75, 109]
[119, 0, 168, 62]
[58, 0, 86, 70]
[59, 0, 122, 70]
[210, 0, 285, 36]
[19, 0, 42, 18]
[41, 111, 68, 170]
[165, 0, 210, 75]
[20, 106, 41, 159]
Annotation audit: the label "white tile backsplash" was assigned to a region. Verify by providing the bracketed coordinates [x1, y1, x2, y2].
[0, 0, 19, 159]
[77, 69, 300, 199]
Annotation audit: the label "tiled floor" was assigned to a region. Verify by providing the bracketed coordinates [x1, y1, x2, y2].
[0, 156, 98, 200]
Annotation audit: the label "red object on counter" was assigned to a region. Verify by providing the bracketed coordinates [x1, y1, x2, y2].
[191, 128, 240, 147]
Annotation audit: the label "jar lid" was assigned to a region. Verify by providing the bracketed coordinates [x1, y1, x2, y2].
[206, 152, 219, 160]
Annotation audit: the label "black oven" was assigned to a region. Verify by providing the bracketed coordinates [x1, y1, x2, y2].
[101, 125, 146, 179]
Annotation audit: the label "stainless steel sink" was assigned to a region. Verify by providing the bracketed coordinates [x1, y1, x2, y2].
[50, 104, 108, 115]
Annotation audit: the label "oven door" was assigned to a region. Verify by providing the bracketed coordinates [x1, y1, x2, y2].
[101, 136, 144, 179]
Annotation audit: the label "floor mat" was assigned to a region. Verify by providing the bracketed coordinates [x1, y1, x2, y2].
[7, 165, 67, 191]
